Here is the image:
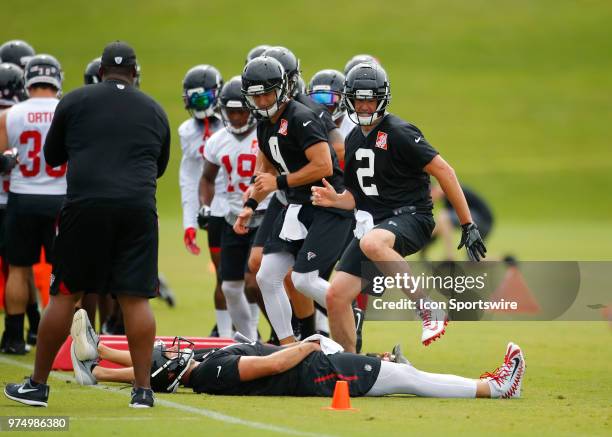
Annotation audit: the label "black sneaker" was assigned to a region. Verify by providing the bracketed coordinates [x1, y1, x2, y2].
[129, 387, 154, 408]
[209, 324, 219, 337]
[1, 337, 30, 355]
[353, 307, 365, 353]
[157, 275, 176, 307]
[4, 377, 49, 407]
[27, 329, 37, 346]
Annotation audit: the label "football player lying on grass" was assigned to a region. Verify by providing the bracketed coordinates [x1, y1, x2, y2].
[70, 310, 525, 400]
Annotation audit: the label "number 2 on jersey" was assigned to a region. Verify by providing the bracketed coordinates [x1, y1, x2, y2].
[19, 130, 67, 178]
[355, 148, 379, 195]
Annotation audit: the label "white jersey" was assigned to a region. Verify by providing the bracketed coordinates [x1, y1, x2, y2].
[338, 114, 356, 140]
[178, 116, 226, 230]
[0, 109, 10, 206]
[5, 97, 67, 195]
[204, 127, 270, 215]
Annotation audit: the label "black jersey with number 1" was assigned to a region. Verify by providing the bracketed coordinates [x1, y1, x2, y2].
[257, 100, 344, 204]
[344, 114, 439, 220]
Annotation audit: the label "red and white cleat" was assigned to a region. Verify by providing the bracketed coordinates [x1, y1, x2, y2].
[419, 306, 448, 346]
[480, 342, 526, 399]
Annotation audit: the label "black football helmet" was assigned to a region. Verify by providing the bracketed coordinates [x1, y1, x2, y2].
[343, 54, 378, 76]
[84, 57, 102, 85]
[0, 40, 35, 69]
[86, 57, 141, 87]
[150, 337, 195, 393]
[24, 54, 63, 96]
[245, 44, 270, 64]
[261, 46, 301, 97]
[182, 65, 223, 119]
[241, 56, 287, 119]
[343, 62, 391, 126]
[219, 76, 256, 134]
[307, 69, 346, 121]
[0, 63, 26, 107]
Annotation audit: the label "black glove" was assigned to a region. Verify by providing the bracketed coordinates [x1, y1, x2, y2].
[197, 205, 211, 230]
[458, 223, 487, 261]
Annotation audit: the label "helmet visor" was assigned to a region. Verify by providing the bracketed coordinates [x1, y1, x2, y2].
[186, 87, 218, 111]
[309, 91, 341, 107]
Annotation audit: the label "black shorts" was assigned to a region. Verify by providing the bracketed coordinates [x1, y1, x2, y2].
[252, 194, 285, 248]
[264, 204, 353, 274]
[336, 212, 435, 288]
[5, 192, 64, 266]
[220, 225, 256, 281]
[0, 208, 6, 256]
[50, 203, 159, 298]
[207, 216, 225, 253]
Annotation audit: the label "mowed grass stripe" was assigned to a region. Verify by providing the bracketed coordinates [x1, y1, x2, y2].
[0, 356, 334, 437]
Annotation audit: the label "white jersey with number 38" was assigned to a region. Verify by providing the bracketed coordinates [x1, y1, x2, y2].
[5, 97, 67, 195]
[204, 127, 265, 216]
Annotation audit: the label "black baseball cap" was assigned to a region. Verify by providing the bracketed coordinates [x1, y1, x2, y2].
[101, 41, 136, 67]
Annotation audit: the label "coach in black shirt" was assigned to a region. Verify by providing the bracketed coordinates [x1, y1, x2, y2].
[4, 41, 170, 409]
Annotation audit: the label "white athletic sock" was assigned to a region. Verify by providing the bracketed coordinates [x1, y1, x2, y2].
[221, 280, 255, 340]
[366, 361, 477, 398]
[315, 309, 329, 333]
[249, 303, 260, 338]
[215, 309, 233, 338]
[256, 252, 295, 340]
[290, 270, 329, 309]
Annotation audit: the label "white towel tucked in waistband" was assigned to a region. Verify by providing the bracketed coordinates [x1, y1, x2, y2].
[279, 204, 308, 241]
[353, 209, 375, 239]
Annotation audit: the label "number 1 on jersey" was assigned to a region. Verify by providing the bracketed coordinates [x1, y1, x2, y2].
[268, 136, 290, 174]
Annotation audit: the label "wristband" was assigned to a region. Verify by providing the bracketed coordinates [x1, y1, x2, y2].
[276, 174, 289, 190]
[244, 198, 259, 210]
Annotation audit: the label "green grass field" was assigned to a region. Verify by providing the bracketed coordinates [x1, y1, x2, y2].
[1, 0, 611, 435]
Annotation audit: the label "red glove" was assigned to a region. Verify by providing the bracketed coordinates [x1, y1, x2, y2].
[183, 227, 200, 255]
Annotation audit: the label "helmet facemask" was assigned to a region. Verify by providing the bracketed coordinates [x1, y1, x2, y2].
[344, 88, 390, 126]
[150, 337, 195, 393]
[184, 87, 219, 119]
[221, 100, 256, 135]
[243, 80, 288, 119]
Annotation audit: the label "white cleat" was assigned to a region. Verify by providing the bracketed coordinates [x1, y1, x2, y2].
[418, 306, 448, 346]
[70, 309, 99, 361]
[70, 342, 97, 386]
[481, 342, 526, 399]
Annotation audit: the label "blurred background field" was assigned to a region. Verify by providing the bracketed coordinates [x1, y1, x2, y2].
[1, 1, 611, 435]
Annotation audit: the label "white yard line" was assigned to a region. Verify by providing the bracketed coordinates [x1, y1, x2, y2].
[0, 356, 334, 437]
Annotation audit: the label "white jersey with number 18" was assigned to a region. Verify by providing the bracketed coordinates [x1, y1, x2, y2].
[5, 97, 67, 195]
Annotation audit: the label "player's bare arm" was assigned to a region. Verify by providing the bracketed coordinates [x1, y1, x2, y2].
[425, 155, 487, 260]
[238, 341, 321, 381]
[328, 128, 345, 162]
[0, 111, 8, 152]
[199, 159, 219, 207]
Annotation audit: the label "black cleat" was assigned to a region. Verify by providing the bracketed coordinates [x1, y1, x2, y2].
[129, 387, 154, 408]
[353, 307, 365, 353]
[157, 275, 176, 307]
[4, 377, 49, 407]
[392, 344, 411, 365]
[209, 324, 219, 338]
[1, 336, 30, 355]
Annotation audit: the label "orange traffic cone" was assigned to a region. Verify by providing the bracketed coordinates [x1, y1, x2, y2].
[323, 380, 357, 411]
[488, 265, 540, 314]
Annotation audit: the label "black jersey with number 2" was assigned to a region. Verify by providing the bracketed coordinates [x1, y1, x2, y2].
[344, 114, 439, 220]
[188, 341, 380, 397]
[257, 100, 344, 204]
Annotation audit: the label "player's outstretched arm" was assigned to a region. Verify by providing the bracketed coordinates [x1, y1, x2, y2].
[199, 159, 219, 208]
[311, 178, 356, 210]
[425, 155, 486, 261]
[238, 342, 321, 382]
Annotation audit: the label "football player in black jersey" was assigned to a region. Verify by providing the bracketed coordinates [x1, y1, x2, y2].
[234, 56, 353, 345]
[263, 46, 345, 162]
[69, 325, 526, 400]
[312, 63, 487, 352]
